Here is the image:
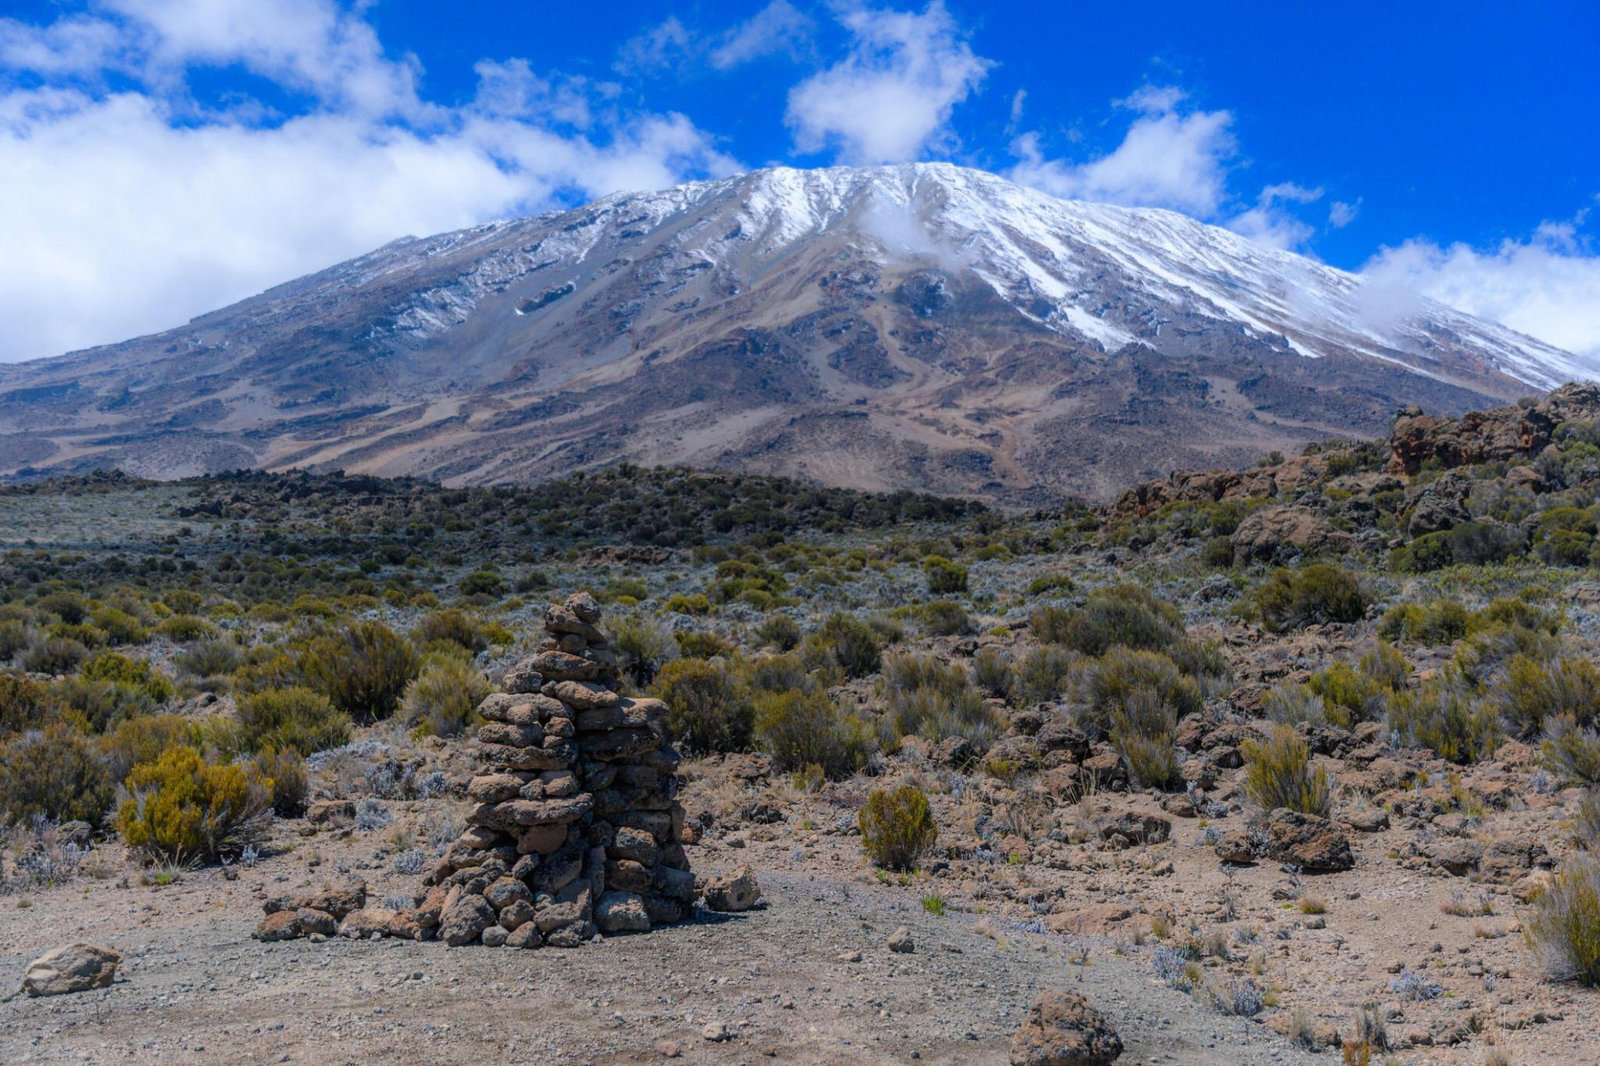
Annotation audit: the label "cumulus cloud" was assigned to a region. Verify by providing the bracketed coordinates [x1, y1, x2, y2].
[0, 0, 737, 363]
[1228, 182, 1324, 251]
[786, 1, 992, 164]
[710, 1, 815, 69]
[1362, 216, 1600, 358]
[1007, 87, 1236, 216]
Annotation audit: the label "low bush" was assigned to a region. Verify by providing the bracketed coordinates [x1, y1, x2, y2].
[411, 608, 486, 654]
[175, 639, 244, 680]
[754, 613, 802, 652]
[0, 673, 52, 736]
[858, 784, 937, 871]
[1542, 715, 1600, 785]
[1079, 648, 1201, 738]
[1388, 676, 1500, 763]
[301, 620, 418, 721]
[155, 614, 218, 642]
[1017, 645, 1075, 704]
[1253, 564, 1368, 632]
[1241, 723, 1331, 816]
[1110, 686, 1181, 789]
[0, 722, 117, 827]
[922, 555, 968, 595]
[251, 746, 309, 817]
[612, 616, 678, 685]
[118, 745, 272, 862]
[235, 686, 352, 755]
[971, 647, 1016, 701]
[102, 713, 199, 783]
[652, 657, 752, 754]
[1035, 583, 1184, 656]
[1262, 685, 1329, 727]
[804, 614, 882, 679]
[917, 599, 972, 637]
[399, 654, 492, 738]
[1380, 600, 1470, 644]
[21, 636, 88, 675]
[1497, 655, 1600, 739]
[1525, 854, 1600, 985]
[1305, 660, 1386, 727]
[753, 690, 870, 778]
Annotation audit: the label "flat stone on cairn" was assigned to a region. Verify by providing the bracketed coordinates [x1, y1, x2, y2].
[426, 592, 695, 947]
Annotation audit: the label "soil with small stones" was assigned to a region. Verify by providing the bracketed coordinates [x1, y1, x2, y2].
[1, 842, 1311, 1065]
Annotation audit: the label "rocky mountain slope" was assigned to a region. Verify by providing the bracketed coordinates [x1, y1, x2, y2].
[0, 164, 1589, 501]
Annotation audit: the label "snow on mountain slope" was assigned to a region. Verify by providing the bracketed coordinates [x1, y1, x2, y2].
[0, 163, 1589, 501]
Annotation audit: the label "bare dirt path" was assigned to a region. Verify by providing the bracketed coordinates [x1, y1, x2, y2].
[1, 860, 1317, 1066]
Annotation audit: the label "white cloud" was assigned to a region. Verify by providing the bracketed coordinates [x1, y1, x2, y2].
[1362, 218, 1600, 358]
[786, 1, 992, 164]
[1328, 199, 1360, 228]
[1227, 181, 1323, 250]
[710, 1, 814, 69]
[0, 0, 737, 363]
[615, 17, 695, 75]
[1008, 88, 1236, 216]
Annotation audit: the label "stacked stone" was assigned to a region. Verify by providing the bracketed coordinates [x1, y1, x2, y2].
[425, 592, 694, 948]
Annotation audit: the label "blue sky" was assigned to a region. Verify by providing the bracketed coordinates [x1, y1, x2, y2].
[1, 0, 1596, 364]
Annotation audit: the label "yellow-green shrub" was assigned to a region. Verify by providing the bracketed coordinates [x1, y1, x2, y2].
[1525, 855, 1600, 985]
[1252, 564, 1367, 632]
[117, 746, 272, 861]
[400, 653, 491, 738]
[235, 686, 351, 754]
[0, 722, 116, 827]
[652, 657, 752, 753]
[1241, 723, 1330, 816]
[859, 783, 937, 871]
[102, 713, 200, 782]
[301, 620, 418, 721]
[753, 690, 870, 778]
[252, 746, 308, 817]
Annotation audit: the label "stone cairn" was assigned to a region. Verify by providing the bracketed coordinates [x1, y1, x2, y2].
[424, 591, 694, 948]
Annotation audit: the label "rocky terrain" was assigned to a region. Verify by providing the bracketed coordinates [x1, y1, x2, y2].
[0, 164, 1591, 501]
[5, 385, 1600, 1063]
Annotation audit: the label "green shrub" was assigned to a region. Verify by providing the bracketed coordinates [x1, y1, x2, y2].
[1079, 648, 1201, 738]
[917, 599, 972, 636]
[458, 569, 504, 597]
[754, 690, 870, 778]
[1026, 573, 1076, 597]
[922, 555, 968, 595]
[673, 630, 734, 659]
[155, 614, 218, 642]
[1036, 583, 1183, 656]
[858, 784, 938, 871]
[1262, 684, 1329, 727]
[612, 616, 678, 685]
[0, 723, 116, 827]
[1542, 715, 1600, 785]
[0, 673, 52, 736]
[37, 591, 91, 625]
[1253, 564, 1367, 632]
[663, 593, 712, 616]
[301, 620, 418, 721]
[117, 745, 272, 862]
[400, 654, 492, 738]
[50, 676, 161, 732]
[0, 619, 33, 661]
[102, 713, 200, 783]
[1305, 661, 1385, 727]
[653, 657, 753, 754]
[411, 608, 486, 654]
[1359, 642, 1411, 691]
[235, 687, 351, 754]
[81, 652, 174, 703]
[1380, 600, 1470, 644]
[176, 639, 244, 679]
[972, 647, 1016, 701]
[1497, 656, 1600, 739]
[1241, 724, 1331, 816]
[805, 614, 882, 679]
[754, 613, 802, 652]
[1017, 645, 1076, 704]
[251, 746, 309, 817]
[744, 652, 815, 696]
[1388, 676, 1500, 763]
[21, 636, 88, 675]
[882, 680, 1000, 749]
[1525, 855, 1600, 985]
[91, 606, 149, 646]
[1110, 686, 1181, 789]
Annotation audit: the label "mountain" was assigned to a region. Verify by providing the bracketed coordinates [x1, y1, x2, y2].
[0, 163, 1589, 502]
